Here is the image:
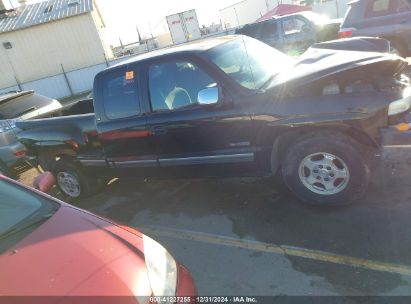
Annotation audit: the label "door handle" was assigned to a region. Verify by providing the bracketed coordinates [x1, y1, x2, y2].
[150, 126, 167, 136]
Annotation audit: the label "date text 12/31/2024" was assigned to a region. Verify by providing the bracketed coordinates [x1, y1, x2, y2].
[149, 297, 258, 303]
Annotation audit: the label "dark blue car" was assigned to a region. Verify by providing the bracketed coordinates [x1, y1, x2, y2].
[235, 12, 341, 55]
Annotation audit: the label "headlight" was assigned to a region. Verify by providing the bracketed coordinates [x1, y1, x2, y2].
[143, 235, 177, 297]
[388, 98, 411, 116]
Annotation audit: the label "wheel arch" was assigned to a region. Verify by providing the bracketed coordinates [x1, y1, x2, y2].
[270, 125, 378, 175]
[35, 142, 77, 157]
[35, 143, 78, 172]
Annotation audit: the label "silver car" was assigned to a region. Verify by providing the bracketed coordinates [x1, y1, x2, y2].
[0, 91, 62, 177]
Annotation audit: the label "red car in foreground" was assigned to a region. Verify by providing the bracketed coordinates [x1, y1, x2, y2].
[0, 174, 196, 303]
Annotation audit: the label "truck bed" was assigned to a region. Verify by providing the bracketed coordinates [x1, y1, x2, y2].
[16, 99, 96, 132]
[16, 99, 97, 153]
[16, 113, 95, 132]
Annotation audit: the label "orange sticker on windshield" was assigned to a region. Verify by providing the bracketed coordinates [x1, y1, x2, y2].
[125, 71, 134, 80]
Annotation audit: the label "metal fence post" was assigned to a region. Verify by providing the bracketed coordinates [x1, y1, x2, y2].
[14, 76, 22, 91]
[61, 64, 74, 96]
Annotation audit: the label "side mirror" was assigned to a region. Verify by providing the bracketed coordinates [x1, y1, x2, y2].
[198, 87, 219, 105]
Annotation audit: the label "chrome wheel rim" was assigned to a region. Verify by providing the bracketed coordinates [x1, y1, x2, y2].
[298, 152, 350, 196]
[57, 171, 81, 198]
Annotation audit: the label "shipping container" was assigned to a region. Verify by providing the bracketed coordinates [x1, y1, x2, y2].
[166, 10, 201, 44]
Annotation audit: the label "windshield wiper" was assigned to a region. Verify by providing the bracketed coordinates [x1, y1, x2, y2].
[0, 213, 54, 241]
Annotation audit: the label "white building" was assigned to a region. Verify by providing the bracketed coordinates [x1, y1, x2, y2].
[220, 0, 293, 28]
[0, 0, 112, 94]
[311, 0, 351, 19]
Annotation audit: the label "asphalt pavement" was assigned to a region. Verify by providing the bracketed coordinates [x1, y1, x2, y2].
[19, 147, 411, 297]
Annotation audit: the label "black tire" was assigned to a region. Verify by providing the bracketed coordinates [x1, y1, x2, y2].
[52, 159, 103, 199]
[281, 132, 370, 206]
[388, 39, 408, 58]
[271, 166, 291, 195]
[270, 144, 289, 193]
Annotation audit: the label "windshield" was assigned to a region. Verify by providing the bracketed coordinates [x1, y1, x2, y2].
[0, 179, 59, 244]
[205, 37, 294, 90]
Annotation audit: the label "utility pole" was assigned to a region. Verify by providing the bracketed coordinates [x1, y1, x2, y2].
[234, 7, 240, 27]
[335, 0, 340, 18]
[2, 45, 21, 90]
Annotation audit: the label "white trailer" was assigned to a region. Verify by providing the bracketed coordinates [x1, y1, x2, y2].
[166, 9, 201, 44]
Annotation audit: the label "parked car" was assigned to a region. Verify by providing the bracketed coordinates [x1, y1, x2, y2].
[235, 12, 341, 55]
[0, 174, 197, 299]
[339, 0, 411, 57]
[0, 91, 63, 177]
[16, 36, 411, 205]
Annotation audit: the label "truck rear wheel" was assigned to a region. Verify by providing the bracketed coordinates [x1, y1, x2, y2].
[53, 159, 103, 199]
[281, 132, 370, 206]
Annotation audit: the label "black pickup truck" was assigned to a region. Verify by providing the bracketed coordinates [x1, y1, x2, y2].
[16, 36, 411, 205]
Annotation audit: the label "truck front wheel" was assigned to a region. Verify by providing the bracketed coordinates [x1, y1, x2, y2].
[53, 159, 102, 199]
[281, 132, 370, 206]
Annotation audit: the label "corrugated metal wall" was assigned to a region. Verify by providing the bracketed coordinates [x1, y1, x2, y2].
[0, 13, 109, 88]
[0, 57, 130, 99]
[66, 63, 107, 95]
[22, 75, 71, 99]
[0, 9, 128, 99]
[0, 85, 20, 95]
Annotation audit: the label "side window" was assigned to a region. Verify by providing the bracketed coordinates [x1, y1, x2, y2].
[261, 22, 278, 39]
[282, 18, 308, 36]
[102, 69, 140, 120]
[365, 0, 394, 17]
[148, 61, 216, 112]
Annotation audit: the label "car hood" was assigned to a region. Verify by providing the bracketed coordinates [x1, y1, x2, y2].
[271, 47, 408, 89]
[0, 206, 152, 297]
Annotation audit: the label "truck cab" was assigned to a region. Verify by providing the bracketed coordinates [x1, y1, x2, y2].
[89, 46, 258, 180]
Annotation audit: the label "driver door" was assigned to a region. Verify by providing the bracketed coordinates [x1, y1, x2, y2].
[144, 59, 257, 177]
